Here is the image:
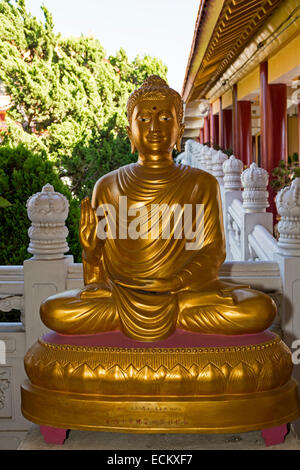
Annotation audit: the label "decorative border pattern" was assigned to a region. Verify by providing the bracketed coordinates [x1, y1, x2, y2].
[39, 336, 280, 355]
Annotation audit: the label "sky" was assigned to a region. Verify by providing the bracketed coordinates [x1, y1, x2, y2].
[24, 0, 200, 93]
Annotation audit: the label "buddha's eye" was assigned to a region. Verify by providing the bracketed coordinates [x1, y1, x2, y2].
[138, 116, 150, 122]
[160, 115, 171, 121]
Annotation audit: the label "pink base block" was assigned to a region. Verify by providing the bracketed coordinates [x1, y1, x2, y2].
[39, 424, 288, 446]
[261, 424, 288, 446]
[40, 425, 68, 445]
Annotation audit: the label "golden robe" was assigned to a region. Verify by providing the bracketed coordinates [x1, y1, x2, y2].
[40, 163, 276, 341]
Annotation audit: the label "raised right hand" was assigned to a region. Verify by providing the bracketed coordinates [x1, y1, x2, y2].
[79, 197, 99, 254]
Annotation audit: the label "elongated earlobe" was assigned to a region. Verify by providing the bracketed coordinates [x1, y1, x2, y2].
[176, 125, 185, 152]
[130, 141, 136, 154]
[126, 125, 136, 154]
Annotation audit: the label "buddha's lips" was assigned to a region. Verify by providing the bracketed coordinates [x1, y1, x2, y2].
[146, 133, 163, 142]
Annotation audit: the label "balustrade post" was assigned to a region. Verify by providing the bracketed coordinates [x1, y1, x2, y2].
[190, 140, 203, 169]
[240, 163, 273, 260]
[180, 140, 204, 168]
[194, 143, 204, 169]
[212, 151, 227, 216]
[276, 178, 300, 257]
[23, 184, 73, 348]
[273, 179, 300, 412]
[222, 156, 243, 260]
[184, 140, 192, 165]
[204, 147, 215, 173]
[199, 145, 208, 169]
[212, 150, 227, 182]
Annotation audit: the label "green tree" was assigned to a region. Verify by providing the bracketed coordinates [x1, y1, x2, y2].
[0, 144, 80, 265]
[0, 0, 168, 199]
[270, 157, 300, 193]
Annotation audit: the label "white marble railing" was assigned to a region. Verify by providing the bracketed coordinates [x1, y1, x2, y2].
[176, 140, 300, 264]
[227, 198, 243, 260]
[0, 265, 26, 436]
[248, 225, 279, 262]
[0, 267, 24, 313]
[177, 140, 300, 349]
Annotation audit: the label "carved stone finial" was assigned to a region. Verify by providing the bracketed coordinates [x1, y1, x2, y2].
[241, 163, 269, 213]
[212, 150, 228, 178]
[199, 145, 209, 167]
[276, 177, 300, 256]
[204, 147, 216, 172]
[223, 155, 243, 191]
[26, 184, 69, 259]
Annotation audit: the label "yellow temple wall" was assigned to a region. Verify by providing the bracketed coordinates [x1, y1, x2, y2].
[268, 35, 300, 83]
[237, 67, 260, 100]
[221, 89, 232, 109]
[212, 99, 220, 114]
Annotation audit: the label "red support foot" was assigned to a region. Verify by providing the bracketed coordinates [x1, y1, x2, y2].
[40, 425, 68, 445]
[261, 424, 288, 446]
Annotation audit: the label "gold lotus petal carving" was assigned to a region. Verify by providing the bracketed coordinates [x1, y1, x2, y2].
[125, 364, 138, 379]
[136, 365, 157, 382]
[156, 365, 167, 380]
[189, 364, 199, 378]
[24, 337, 293, 396]
[197, 363, 226, 394]
[220, 362, 232, 379]
[228, 362, 257, 393]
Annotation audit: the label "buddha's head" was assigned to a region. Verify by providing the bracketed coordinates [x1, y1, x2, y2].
[127, 76, 185, 164]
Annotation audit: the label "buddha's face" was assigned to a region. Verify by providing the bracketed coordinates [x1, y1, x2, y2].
[128, 96, 183, 159]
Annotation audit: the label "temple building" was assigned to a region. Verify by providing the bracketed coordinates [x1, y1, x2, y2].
[0, 81, 10, 135]
[182, 0, 300, 177]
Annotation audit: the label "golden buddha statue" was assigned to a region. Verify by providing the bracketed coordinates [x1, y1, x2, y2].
[22, 76, 299, 445]
[40, 75, 276, 341]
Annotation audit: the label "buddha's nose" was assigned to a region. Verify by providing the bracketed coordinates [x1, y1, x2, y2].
[150, 115, 159, 131]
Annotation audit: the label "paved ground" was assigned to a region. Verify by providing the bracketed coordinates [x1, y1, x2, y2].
[0, 431, 28, 451]
[16, 424, 300, 450]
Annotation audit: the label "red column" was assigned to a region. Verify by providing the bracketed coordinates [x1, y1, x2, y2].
[209, 104, 213, 146]
[219, 96, 223, 148]
[238, 101, 252, 166]
[223, 109, 232, 150]
[260, 61, 269, 171]
[199, 128, 204, 144]
[212, 114, 219, 147]
[232, 83, 239, 155]
[210, 103, 219, 146]
[0, 111, 5, 122]
[204, 116, 210, 144]
[268, 84, 287, 168]
[298, 102, 300, 159]
[259, 62, 287, 220]
[252, 136, 256, 162]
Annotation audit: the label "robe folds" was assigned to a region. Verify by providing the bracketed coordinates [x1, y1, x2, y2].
[40, 163, 276, 340]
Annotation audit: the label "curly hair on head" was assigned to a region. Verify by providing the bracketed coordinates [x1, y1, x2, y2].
[127, 75, 184, 125]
